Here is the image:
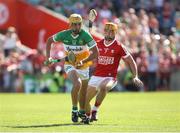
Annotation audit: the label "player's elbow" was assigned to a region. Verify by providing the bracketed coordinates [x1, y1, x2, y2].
[124, 55, 134, 64]
[46, 37, 54, 46]
[93, 46, 99, 59]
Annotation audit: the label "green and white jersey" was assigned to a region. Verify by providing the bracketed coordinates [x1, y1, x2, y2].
[53, 29, 96, 54]
[53, 29, 96, 63]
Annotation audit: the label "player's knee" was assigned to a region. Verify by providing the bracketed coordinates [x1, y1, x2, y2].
[99, 87, 107, 93]
[73, 79, 82, 91]
[85, 93, 91, 102]
[99, 83, 107, 91]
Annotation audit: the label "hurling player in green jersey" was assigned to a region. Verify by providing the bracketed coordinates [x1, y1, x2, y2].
[45, 13, 99, 123]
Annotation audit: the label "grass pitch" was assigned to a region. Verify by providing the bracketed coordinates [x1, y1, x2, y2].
[0, 92, 180, 132]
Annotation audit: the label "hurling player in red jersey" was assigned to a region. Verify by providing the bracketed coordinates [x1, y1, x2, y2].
[82, 22, 143, 124]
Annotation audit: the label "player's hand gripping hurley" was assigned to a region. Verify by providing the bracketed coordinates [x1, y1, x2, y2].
[44, 51, 76, 66]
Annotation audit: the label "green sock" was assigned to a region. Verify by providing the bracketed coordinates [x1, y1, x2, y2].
[79, 110, 85, 114]
[72, 106, 78, 112]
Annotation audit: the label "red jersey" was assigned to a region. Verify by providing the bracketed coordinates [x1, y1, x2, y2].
[94, 39, 129, 78]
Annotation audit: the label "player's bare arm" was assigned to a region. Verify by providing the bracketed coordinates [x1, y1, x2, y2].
[46, 36, 54, 59]
[123, 55, 143, 88]
[75, 45, 99, 68]
[83, 46, 98, 64]
[74, 43, 99, 68]
[123, 55, 138, 78]
[44, 36, 55, 65]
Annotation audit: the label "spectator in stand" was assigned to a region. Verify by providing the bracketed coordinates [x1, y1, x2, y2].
[154, 0, 164, 12]
[3, 27, 21, 57]
[158, 48, 173, 90]
[0, 52, 4, 92]
[158, 1, 176, 35]
[32, 49, 45, 74]
[19, 51, 35, 93]
[2, 50, 20, 92]
[72, 2, 87, 17]
[147, 49, 159, 91]
[149, 13, 159, 34]
[99, 4, 112, 21]
[136, 49, 148, 91]
[139, 9, 149, 23]
[168, 35, 177, 54]
[170, 48, 180, 91]
[128, 8, 140, 42]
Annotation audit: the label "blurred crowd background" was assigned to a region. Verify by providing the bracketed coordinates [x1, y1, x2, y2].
[0, 0, 180, 93]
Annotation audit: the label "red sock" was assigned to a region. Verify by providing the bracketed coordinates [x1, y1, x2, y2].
[86, 112, 91, 117]
[94, 101, 101, 108]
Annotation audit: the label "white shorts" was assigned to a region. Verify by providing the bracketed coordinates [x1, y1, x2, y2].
[64, 65, 89, 80]
[88, 76, 117, 90]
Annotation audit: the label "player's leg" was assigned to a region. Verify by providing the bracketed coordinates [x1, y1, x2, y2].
[78, 79, 88, 119]
[75, 68, 91, 120]
[68, 70, 82, 108]
[66, 65, 82, 123]
[83, 85, 98, 124]
[91, 78, 116, 122]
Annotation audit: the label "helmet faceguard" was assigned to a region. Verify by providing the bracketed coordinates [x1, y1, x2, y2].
[69, 14, 82, 34]
[69, 14, 82, 25]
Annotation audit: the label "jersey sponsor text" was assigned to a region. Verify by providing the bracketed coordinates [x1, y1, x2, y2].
[98, 56, 114, 65]
[66, 46, 83, 52]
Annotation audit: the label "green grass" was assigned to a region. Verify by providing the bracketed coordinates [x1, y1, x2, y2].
[0, 92, 180, 132]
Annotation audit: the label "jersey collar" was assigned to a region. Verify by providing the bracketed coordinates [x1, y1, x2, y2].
[104, 38, 116, 47]
[71, 29, 81, 39]
[71, 34, 79, 39]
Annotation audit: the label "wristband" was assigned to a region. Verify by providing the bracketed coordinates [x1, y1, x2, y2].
[89, 21, 93, 28]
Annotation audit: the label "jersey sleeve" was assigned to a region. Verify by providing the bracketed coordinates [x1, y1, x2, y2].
[53, 30, 66, 42]
[120, 45, 130, 59]
[83, 31, 96, 49]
